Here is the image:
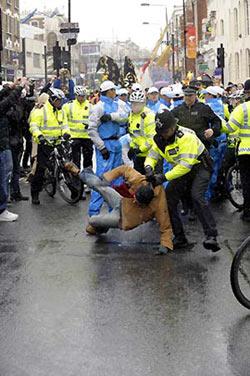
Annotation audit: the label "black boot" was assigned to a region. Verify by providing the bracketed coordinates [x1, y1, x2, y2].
[31, 191, 40, 205]
[203, 236, 220, 252]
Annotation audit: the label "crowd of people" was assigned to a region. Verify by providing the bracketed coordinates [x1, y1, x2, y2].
[0, 71, 249, 255]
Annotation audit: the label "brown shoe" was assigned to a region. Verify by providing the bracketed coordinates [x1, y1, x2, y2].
[64, 162, 80, 176]
[86, 224, 98, 235]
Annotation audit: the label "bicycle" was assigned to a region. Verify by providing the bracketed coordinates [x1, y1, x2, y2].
[225, 140, 244, 210]
[230, 236, 250, 309]
[43, 138, 83, 204]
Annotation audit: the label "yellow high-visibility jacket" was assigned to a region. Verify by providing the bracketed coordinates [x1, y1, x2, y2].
[222, 101, 250, 155]
[128, 107, 156, 157]
[145, 126, 205, 181]
[29, 101, 69, 143]
[63, 99, 90, 139]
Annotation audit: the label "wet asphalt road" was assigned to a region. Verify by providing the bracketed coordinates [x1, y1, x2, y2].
[0, 182, 250, 376]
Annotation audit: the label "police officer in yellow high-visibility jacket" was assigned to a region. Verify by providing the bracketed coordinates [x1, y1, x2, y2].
[29, 88, 70, 205]
[144, 111, 220, 252]
[222, 79, 250, 221]
[63, 86, 93, 170]
[127, 90, 156, 174]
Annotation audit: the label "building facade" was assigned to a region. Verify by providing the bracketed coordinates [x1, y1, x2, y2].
[200, 0, 250, 83]
[0, 0, 21, 81]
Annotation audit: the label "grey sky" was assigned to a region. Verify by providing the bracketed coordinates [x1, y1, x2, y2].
[20, 0, 183, 50]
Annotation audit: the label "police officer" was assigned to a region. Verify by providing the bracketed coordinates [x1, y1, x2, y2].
[87, 80, 127, 225]
[222, 79, 250, 222]
[127, 90, 156, 173]
[144, 110, 220, 252]
[63, 86, 93, 170]
[29, 88, 71, 204]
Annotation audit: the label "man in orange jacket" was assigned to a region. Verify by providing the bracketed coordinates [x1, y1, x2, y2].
[65, 162, 173, 255]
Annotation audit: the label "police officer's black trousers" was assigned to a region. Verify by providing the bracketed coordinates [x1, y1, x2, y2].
[71, 138, 93, 169]
[165, 164, 218, 240]
[238, 154, 250, 213]
[31, 144, 53, 194]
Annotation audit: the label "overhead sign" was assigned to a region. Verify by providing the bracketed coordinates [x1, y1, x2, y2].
[60, 22, 80, 34]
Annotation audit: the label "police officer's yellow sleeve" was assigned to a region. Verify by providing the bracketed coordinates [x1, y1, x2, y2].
[224, 105, 243, 134]
[29, 108, 43, 141]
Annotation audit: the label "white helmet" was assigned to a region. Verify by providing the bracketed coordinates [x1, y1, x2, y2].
[49, 87, 65, 100]
[130, 90, 146, 103]
[74, 86, 87, 96]
[131, 83, 142, 91]
[100, 80, 116, 92]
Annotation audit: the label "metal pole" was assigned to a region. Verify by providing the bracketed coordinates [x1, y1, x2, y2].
[68, 0, 71, 71]
[172, 33, 175, 83]
[183, 0, 187, 77]
[22, 38, 26, 77]
[165, 7, 169, 44]
[44, 45, 48, 82]
[0, 8, 3, 85]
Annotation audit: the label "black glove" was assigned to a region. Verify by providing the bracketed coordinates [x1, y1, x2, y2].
[144, 165, 154, 182]
[38, 135, 46, 145]
[100, 114, 112, 123]
[152, 173, 166, 187]
[100, 147, 110, 160]
[127, 147, 140, 160]
[63, 133, 71, 141]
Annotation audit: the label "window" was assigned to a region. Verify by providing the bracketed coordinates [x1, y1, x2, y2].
[234, 8, 239, 38]
[220, 19, 224, 35]
[245, 0, 250, 35]
[235, 52, 240, 79]
[33, 53, 41, 68]
[31, 21, 39, 28]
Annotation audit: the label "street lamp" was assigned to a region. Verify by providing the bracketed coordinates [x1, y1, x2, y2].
[140, 3, 169, 45]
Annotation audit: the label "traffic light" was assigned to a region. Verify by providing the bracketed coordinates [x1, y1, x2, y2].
[53, 41, 62, 71]
[217, 44, 225, 68]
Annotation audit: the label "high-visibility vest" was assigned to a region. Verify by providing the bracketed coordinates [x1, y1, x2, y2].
[222, 101, 250, 155]
[128, 107, 156, 157]
[63, 99, 90, 139]
[145, 126, 205, 181]
[29, 101, 69, 143]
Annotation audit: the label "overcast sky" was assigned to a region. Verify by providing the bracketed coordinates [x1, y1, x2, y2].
[20, 0, 183, 50]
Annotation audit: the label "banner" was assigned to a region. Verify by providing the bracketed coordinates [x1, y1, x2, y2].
[96, 55, 120, 84]
[123, 56, 137, 85]
[156, 45, 172, 67]
[186, 24, 197, 60]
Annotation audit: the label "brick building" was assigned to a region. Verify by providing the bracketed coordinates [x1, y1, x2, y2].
[0, 0, 21, 81]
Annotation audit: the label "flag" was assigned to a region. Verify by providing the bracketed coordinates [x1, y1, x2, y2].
[123, 56, 137, 86]
[96, 55, 120, 84]
[156, 45, 172, 67]
[186, 24, 197, 59]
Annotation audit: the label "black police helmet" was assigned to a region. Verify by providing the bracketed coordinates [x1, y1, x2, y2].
[244, 79, 250, 91]
[135, 184, 154, 205]
[155, 111, 178, 133]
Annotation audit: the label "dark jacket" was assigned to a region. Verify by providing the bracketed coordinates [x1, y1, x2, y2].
[171, 100, 221, 149]
[0, 86, 23, 151]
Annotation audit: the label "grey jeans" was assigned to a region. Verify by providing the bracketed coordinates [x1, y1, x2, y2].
[80, 170, 122, 229]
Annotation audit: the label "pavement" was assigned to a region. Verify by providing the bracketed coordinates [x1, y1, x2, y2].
[0, 181, 250, 376]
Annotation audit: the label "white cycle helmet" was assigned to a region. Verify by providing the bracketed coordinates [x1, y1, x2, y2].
[48, 87, 65, 100]
[130, 90, 146, 103]
[74, 86, 87, 96]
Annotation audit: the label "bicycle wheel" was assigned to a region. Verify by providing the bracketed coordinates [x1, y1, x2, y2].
[44, 168, 56, 197]
[56, 166, 83, 204]
[226, 164, 244, 210]
[230, 237, 250, 309]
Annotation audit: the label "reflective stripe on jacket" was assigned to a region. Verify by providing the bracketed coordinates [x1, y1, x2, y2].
[128, 107, 156, 157]
[29, 101, 70, 143]
[222, 101, 250, 155]
[145, 125, 205, 181]
[63, 99, 90, 139]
